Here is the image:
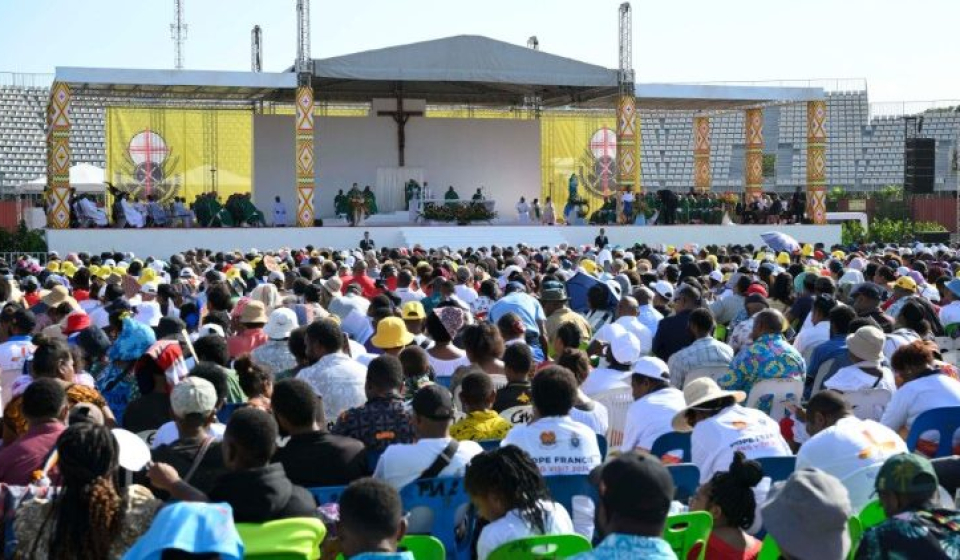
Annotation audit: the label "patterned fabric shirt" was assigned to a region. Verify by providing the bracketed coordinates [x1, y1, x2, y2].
[728, 316, 755, 353]
[331, 395, 415, 452]
[571, 533, 677, 560]
[449, 410, 513, 442]
[667, 336, 735, 388]
[250, 339, 297, 374]
[855, 508, 960, 560]
[719, 333, 804, 414]
[296, 352, 367, 422]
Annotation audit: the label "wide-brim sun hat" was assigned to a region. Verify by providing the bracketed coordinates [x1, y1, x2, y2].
[671, 378, 746, 432]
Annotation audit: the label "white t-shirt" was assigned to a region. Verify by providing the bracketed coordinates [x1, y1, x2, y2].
[824, 362, 897, 394]
[580, 367, 629, 397]
[477, 500, 574, 560]
[691, 404, 792, 483]
[794, 320, 830, 357]
[374, 437, 483, 489]
[454, 285, 479, 307]
[569, 397, 609, 436]
[796, 416, 907, 511]
[427, 354, 471, 378]
[395, 287, 426, 305]
[502, 416, 603, 476]
[594, 317, 653, 357]
[621, 387, 686, 453]
[151, 421, 226, 448]
[881, 373, 960, 433]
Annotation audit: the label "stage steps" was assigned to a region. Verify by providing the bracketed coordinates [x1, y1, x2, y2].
[398, 226, 568, 251]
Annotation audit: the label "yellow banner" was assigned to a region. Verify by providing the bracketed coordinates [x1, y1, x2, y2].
[540, 112, 618, 217]
[106, 107, 252, 203]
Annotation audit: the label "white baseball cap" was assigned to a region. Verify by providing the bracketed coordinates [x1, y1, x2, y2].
[606, 323, 642, 365]
[631, 357, 670, 381]
[649, 280, 674, 301]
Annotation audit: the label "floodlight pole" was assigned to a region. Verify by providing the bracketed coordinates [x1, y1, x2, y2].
[170, 0, 187, 70]
[616, 2, 640, 196]
[252, 26, 263, 73]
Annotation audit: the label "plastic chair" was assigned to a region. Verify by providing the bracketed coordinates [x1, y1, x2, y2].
[478, 439, 501, 452]
[399, 476, 476, 560]
[905, 406, 960, 458]
[544, 475, 599, 519]
[662, 511, 713, 560]
[486, 534, 592, 560]
[399, 535, 446, 560]
[217, 402, 245, 424]
[235, 517, 326, 560]
[844, 388, 892, 422]
[684, 366, 729, 387]
[651, 431, 692, 464]
[308, 485, 347, 505]
[756, 456, 796, 484]
[593, 386, 634, 449]
[435, 376, 453, 389]
[746, 378, 803, 421]
[666, 463, 701, 503]
[858, 499, 886, 531]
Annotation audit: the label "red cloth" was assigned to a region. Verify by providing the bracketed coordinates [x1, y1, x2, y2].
[345, 275, 379, 299]
[72, 289, 90, 302]
[227, 328, 268, 358]
[23, 293, 40, 307]
[0, 422, 64, 485]
[688, 533, 761, 560]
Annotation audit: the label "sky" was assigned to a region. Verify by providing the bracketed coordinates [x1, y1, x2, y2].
[0, 0, 958, 104]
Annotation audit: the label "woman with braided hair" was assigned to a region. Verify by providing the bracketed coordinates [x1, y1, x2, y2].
[15, 423, 162, 559]
[689, 451, 764, 560]
[465, 445, 574, 560]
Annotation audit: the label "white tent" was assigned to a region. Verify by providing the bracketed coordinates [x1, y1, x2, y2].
[16, 163, 106, 195]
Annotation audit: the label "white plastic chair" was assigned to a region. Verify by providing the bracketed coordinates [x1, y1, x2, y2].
[684, 366, 729, 387]
[811, 358, 837, 396]
[593, 386, 634, 449]
[844, 388, 893, 422]
[746, 378, 804, 421]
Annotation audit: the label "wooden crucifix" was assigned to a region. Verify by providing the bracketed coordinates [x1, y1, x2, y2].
[377, 93, 423, 167]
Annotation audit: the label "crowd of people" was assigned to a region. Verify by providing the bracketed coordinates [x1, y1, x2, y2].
[2, 234, 960, 558]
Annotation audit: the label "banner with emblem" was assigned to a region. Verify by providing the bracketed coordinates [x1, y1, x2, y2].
[540, 113, 618, 220]
[106, 108, 252, 203]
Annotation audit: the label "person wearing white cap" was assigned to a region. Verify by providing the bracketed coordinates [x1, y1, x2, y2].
[580, 324, 641, 397]
[674, 378, 790, 485]
[250, 308, 299, 375]
[589, 296, 653, 358]
[621, 357, 685, 454]
[823, 326, 896, 394]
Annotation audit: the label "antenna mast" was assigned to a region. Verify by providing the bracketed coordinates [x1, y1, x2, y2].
[618, 3, 634, 91]
[170, 0, 187, 70]
[296, 0, 311, 77]
[252, 25, 263, 72]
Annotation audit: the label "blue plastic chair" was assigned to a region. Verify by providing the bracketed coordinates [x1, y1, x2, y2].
[756, 456, 797, 484]
[544, 474, 599, 519]
[308, 485, 347, 505]
[217, 402, 245, 423]
[366, 448, 384, 470]
[651, 431, 692, 463]
[906, 406, 960, 458]
[597, 434, 608, 460]
[435, 376, 453, 389]
[666, 463, 701, 503]
[478, 439, 501, 452]
[399, 476, 476, 560]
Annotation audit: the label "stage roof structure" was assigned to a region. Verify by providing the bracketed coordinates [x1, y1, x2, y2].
[54, 34, 824, 110]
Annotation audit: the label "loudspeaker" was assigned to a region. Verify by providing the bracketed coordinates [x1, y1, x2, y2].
[905, 138, 936, 194]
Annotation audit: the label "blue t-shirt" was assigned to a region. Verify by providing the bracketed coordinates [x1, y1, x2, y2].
[571, 533, 677, 560]
[488, 292, 546, 333]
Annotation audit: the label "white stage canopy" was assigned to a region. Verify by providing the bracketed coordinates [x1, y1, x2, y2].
[17, 163, 106, 194]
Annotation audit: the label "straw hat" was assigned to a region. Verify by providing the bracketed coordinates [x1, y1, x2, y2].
[41, 285, 77, 309]
[846, 326, 885, 363]
[671, 378, 746, 432]
[239, 301, 268, 325]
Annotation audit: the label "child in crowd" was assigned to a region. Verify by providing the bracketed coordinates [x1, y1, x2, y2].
[494, 343, 534, 416]
[689, 452, 764, 559]
[450, 372, 512, 442]
[465, 445, 574, 560]
[234, 354, 273, 411]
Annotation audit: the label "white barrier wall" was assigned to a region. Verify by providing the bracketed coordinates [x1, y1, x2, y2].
[47, 224, 841, 257]
[253, 115, 542, 218]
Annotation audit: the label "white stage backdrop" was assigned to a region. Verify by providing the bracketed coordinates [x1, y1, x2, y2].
[253, 115, 541, 218]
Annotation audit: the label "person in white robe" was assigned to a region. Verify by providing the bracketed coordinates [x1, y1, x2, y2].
[516, 197, 531, 224]
[121, 197, 145, 228]
[77, 196, 107, 227]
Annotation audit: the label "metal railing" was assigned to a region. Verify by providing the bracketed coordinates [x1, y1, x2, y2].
[869, 100, 960, 119]
[0, 72, 54, 89]
[0, 252, 48, 265]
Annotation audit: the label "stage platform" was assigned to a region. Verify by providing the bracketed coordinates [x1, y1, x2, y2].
[46, 224, 841, 256]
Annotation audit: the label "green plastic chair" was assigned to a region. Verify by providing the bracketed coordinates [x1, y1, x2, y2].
[858, 499, 887, 531]
[235, 517, 326, 560]
[399, 535, 446, 560]
[760, 517, 863, 560]
[662, 512, 712, 560]
[486, 534, 592, 560]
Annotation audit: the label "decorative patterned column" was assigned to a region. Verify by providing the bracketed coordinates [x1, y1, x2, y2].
[617, 94, 641, 193]
[46, 82, 72, 229]
[693, 116, 711, 193]
[806, 100, 828, 224]
[295, 84, 315, 226]
[744, 108, 764, 201]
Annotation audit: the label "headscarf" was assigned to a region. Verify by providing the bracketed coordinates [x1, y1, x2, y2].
[434, 306, 468, 341]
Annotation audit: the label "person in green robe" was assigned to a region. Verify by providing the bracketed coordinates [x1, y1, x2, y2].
[679, 194, 692, 224]
[362, 185, 378, 216]
[445, 186, 460, 207]
[334, 189, 348, 219]
[192, 194, 211, 227]
[236, 193, 266, 226]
